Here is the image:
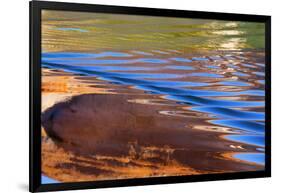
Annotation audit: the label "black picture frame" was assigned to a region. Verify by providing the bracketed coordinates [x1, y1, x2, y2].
[29, 0, 271, 192]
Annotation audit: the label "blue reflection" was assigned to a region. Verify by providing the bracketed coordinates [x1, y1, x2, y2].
[233, 72, 249, 77]
[136, 85, 263, 97]
[242, 63, 256, 68]
[189, 73, 224, 78]
[42, 175, 59, 184]
[211, 120, 265, 134]
[241, 89, 265, 96]
[255, 63, 265, 67]
[116, 72, 182, 79]
[165, 95, 264, 107]
[55, 27, 88, 33]
[234, 153, 264, 165]
[42, 61, 265, 97]
[219, 81, 250, 86]
[253, 72, 265, 77]
[206, 65, 220, 69]
[192, 107, 264, 120]
[136, 58, 168, 63]
[42, 51, 132, 58]
[225, 135, 264, 147]
[77, 65, 157, 72]
[98, 76, 208, 88]
[192, 57, 209, 61]
[165, 65, 195, 70]
[256, 147, 265, 152]
[43, 57, 167, 65]
[43, 58, 133, 65]
[169, 57, 192, 62]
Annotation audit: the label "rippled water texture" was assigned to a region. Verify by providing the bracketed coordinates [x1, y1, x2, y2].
[41, 10, 265, 183]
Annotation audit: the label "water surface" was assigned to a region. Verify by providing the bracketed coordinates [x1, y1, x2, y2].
[41, 10, 266, 183]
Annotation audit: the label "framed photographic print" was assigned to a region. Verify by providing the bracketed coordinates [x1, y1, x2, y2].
[30, 0, 271, 192]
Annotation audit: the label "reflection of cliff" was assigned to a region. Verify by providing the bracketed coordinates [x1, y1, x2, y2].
[42, 69, 113, 94]
[42, 91, 263, 182]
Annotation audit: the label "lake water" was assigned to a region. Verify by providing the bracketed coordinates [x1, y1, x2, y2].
[41, 10, 265, 183]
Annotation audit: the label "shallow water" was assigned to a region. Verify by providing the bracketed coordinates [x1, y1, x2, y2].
[41, 10, 266, 183]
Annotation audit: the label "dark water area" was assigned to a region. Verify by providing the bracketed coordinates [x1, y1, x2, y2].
[41, 10, 266, 183]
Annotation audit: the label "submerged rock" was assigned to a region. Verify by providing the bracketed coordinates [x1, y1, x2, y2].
[41, 93, 263, 174]
[42, 94, 163, 156]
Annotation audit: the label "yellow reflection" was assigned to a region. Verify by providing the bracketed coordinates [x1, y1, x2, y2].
[225, 22, 239, 28]
[212, 30, 244, 36]
[219, 37, 246, 50]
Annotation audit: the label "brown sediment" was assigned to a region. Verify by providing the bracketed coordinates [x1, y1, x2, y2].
[42, 137, 199, 182]
[41, 68, 263, 183]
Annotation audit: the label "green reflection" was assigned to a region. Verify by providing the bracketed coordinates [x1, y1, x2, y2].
[42, 10, 265, 53]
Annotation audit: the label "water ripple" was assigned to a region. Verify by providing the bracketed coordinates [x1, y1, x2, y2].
[41, 51, 265, 166]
